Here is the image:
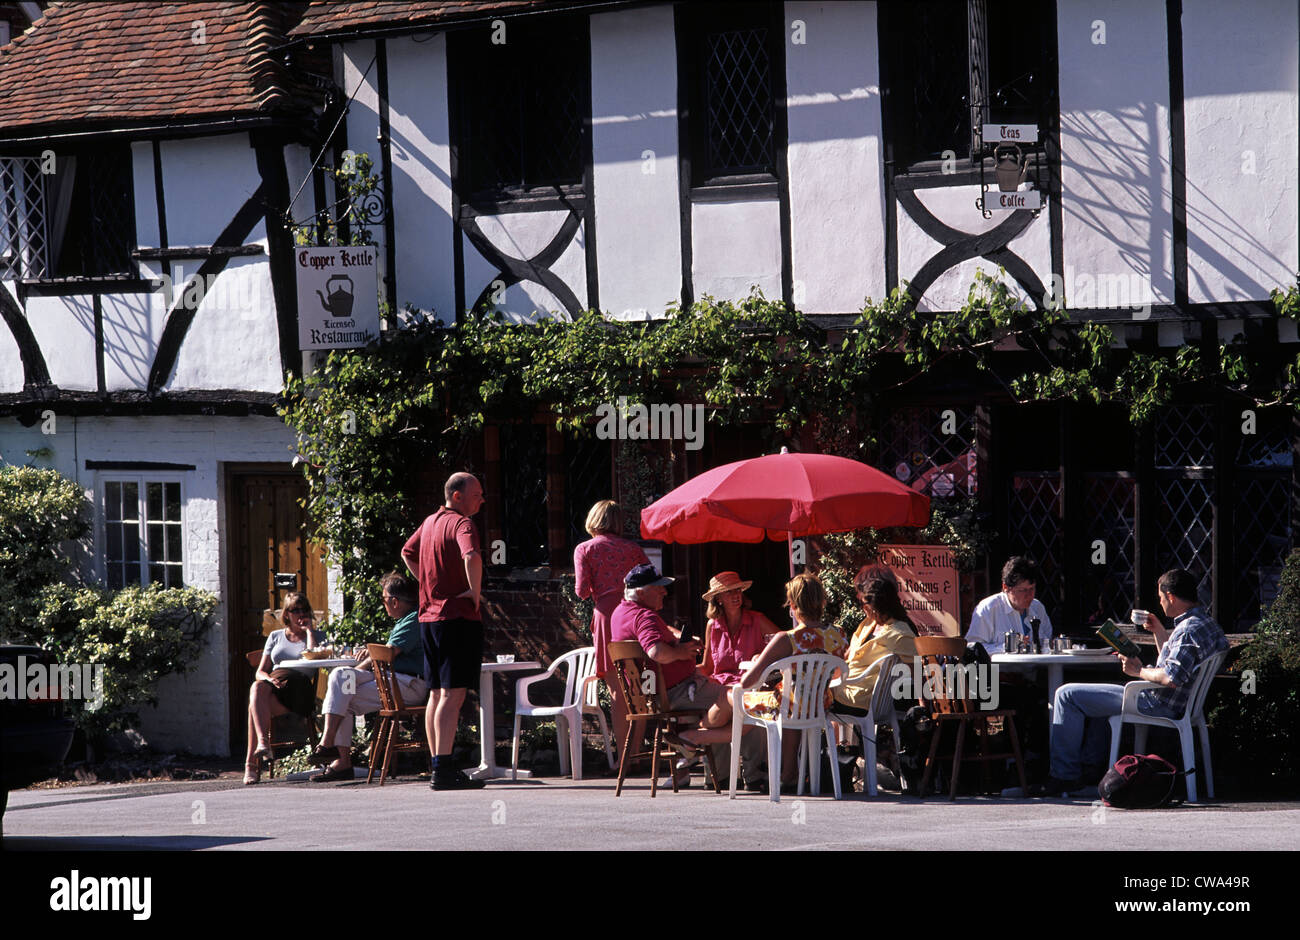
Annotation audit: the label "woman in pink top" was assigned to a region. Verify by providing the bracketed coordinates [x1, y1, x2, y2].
[573, 500, 649, 760]
[701, 571, 780, 686]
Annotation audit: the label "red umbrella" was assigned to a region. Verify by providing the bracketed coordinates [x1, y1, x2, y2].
[640, 449, 930, 545]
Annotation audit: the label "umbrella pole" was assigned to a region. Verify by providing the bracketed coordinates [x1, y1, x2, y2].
[787, 531, 797, 627]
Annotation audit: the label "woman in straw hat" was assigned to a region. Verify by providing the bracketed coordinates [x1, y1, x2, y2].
[700, 571, 780, 689]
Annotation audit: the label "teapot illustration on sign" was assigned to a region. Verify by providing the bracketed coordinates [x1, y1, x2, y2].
[994, 143, 1029, 192]
[316, 275, 354, 319]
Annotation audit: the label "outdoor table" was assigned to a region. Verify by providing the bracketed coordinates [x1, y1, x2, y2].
[990, 650, 1120, 708]
[469, 660, 541, 781]
[274, 658, 358, 671]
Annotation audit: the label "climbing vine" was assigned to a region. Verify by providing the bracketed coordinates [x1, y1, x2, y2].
[279, 270, 1298, 628]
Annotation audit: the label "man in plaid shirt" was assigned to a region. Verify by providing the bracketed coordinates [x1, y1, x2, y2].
[1036, 568, 1228, 796]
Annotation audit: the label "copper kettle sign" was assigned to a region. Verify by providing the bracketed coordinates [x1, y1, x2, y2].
[295, 246, 380, 350]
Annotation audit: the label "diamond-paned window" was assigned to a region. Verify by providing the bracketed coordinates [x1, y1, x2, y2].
[1155, 405, 1214, 469]
[564, 434, 613, 557]
[684, 1, 780, 185]
[1236, 413, 1294, 468]
[875, 406, 978, 498]
[42, 147, 137, 279]
[499, 424, 549, 567]
[1155, 477, 1214, 607]
[0, 156, 49, 279]
[880, 0, 1054, 169]
[703, 27, 774, 175]
[1233, 476, 1290, 628]
[450, 18, 586, 202]
[1008, 473, 1063, 623]
[1080, 475, 1137, 623]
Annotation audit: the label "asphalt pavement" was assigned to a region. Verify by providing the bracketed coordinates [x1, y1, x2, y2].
[5, 771, 1298, 851]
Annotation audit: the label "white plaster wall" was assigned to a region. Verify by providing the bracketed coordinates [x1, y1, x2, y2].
[159, 136, 266, 247]
[590, 5, 682, 320]
[1058, 0, 1174, 307]
[284, 143, 314, 226]
[342, 41, 386, 307]
[131, 140, 160, 250]
[0, 283, 22, 393]
[25, 294, 96, 390]
[167, 256, 283, 391]
[102, 291, 166, 391]
[785, 0, 885, 313]
[1182, 0, 1299, 302]
[386, 34, 457, 323]
[691, 200, 783, 302]
[463, 210, 588, 321]
[899, 186, 1052, 311]
[0, 415, 300, 755]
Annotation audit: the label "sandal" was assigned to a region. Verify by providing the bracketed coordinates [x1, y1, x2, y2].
[243, 763, 260, 785]
[662, 731, 700, 758]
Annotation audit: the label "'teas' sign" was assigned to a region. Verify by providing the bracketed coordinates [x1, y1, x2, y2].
[982, 123, 1038, 144]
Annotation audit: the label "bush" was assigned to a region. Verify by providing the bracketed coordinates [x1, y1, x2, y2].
[1207, 548, 1300, 794]
[0, 465, 90, 641]
[31, 583, 217, 737]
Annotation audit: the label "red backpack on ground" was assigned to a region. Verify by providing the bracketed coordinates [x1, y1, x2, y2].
[1098, 753, 1181, 808]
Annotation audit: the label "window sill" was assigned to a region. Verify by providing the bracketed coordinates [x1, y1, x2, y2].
[690, 175, 779, 202]
[460, 185, 586, 217]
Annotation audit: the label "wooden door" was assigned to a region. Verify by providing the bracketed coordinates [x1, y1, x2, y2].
[226, 469, 328, 756]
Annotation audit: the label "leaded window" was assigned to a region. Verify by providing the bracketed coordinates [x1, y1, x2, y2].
[45, 147, 137, 278]
[449, 17, 587, 203]
[564, 434, 613, 555]
[1079, 474, 1137, 624]
[1008, 472, 1063, 624]
[1233, 412, 1293, 628]
[682, 1, 781, 186]
[1154, 406, 1215, 608]
[498, 424, 549, 567]
[875, 405, 978, 498]
[104, 479, 183, 589]
[0, 156, 48, 279]
[880, 0, 1054, 170]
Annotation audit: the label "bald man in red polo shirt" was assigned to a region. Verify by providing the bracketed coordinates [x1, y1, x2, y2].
[402, 472, 486, 791]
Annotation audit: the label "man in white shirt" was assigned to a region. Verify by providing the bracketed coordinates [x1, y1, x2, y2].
[967, 556, 1054, 655]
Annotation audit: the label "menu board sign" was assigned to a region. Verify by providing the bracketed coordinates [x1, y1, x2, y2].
[870, 544, 960, 636]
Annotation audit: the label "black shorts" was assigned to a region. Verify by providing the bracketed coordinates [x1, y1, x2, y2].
[422, 619, 484, 690]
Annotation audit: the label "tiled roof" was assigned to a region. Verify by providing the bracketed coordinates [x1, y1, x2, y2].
[0, 1, 326, 137]
[289, 0, 605, 40]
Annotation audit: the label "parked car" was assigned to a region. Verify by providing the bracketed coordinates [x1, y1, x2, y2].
[1, 645, 77, 817]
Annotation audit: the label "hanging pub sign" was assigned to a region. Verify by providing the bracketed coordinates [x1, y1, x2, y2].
[870, 544, 961, 636]
[295, 246, 380, 350]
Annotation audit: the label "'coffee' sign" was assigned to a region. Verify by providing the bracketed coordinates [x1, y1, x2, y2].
[982, 190, 1045, 212]
[296, 246, 380, 350]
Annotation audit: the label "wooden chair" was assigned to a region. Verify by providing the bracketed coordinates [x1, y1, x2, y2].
[244, 650, 314, 778]
[366, 643, 430, 785]
[608, 640, 721, 797]
[914, 636, 1027, 799]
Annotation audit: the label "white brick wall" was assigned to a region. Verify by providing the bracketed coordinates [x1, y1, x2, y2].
[0, 414, 320, 755]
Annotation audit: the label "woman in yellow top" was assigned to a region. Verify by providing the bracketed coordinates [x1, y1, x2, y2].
[831, 566, 919, 714]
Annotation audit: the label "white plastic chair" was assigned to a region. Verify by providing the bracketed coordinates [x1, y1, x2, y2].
[511, 646, 615, 781]
[728, 653, 847, 803]
[1107, 651, 1226, 803]
[829, 653, 906, 796]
